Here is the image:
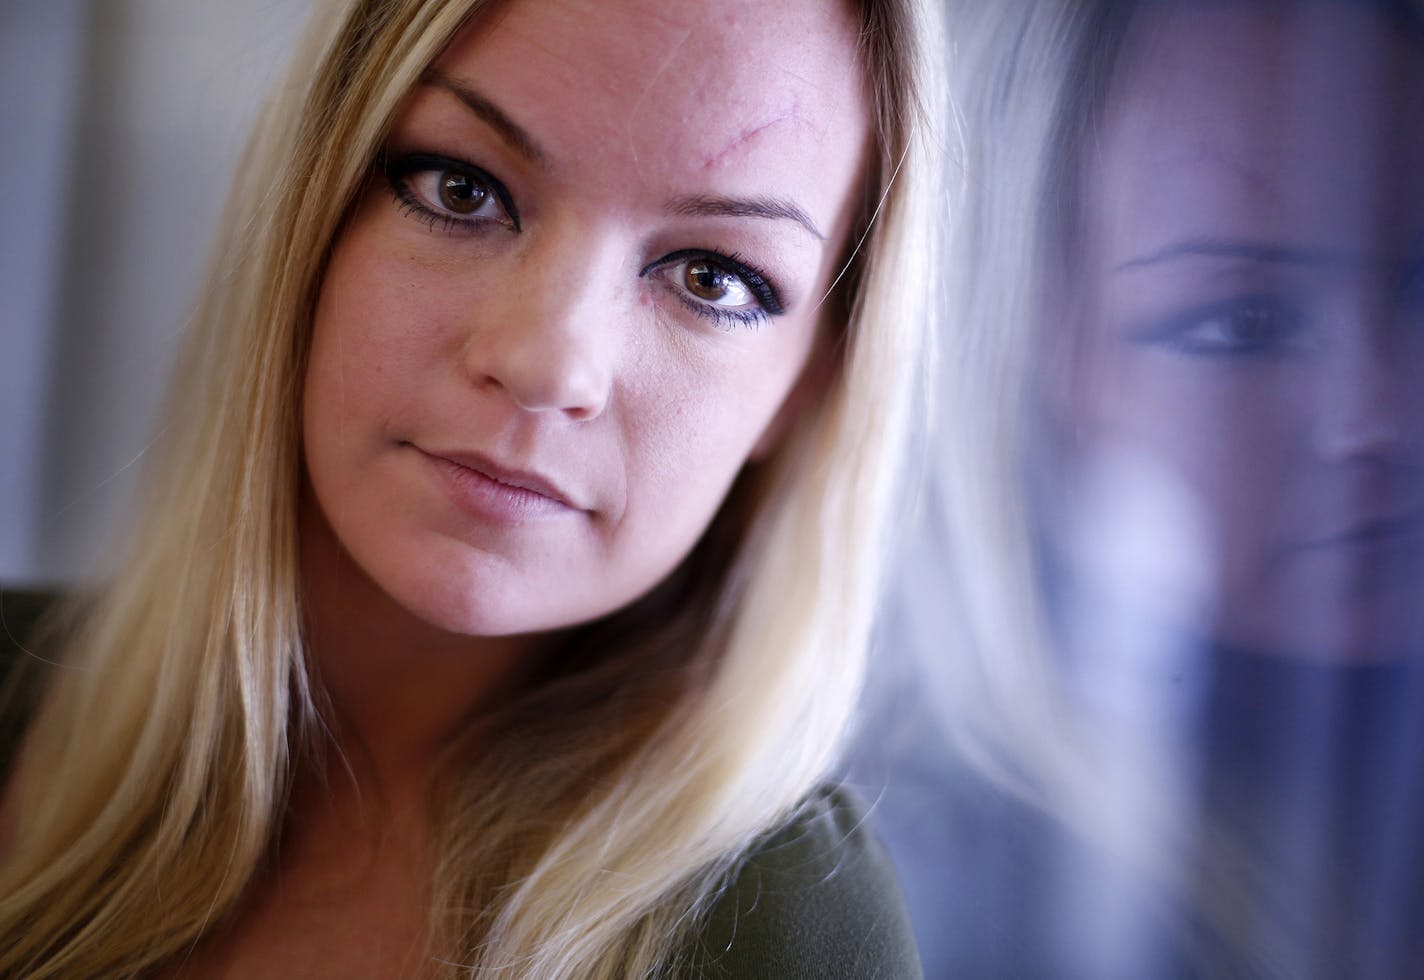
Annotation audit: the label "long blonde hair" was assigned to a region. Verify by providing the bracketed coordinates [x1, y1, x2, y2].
[0, 0, 947, 976]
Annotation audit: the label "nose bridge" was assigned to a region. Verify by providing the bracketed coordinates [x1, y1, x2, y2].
[464, 224, 618, 420]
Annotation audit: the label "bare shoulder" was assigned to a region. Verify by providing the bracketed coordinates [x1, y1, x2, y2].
[685, 785, 923, 979]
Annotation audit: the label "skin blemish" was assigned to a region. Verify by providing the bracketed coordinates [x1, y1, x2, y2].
[701, 107, 802, 172]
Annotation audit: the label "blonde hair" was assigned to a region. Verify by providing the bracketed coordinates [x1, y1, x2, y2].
[0, 0, 948, 976]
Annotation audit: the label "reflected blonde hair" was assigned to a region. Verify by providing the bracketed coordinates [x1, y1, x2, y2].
[923, 1, 1256, 972]
[0, 0, 947, 976]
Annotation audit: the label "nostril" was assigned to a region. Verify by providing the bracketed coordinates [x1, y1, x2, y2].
[463, 335, 611, 418]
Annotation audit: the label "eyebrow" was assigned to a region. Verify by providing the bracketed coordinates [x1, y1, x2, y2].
[667, 194, 826, 242]
[419, 68, 547, 166]
[1115, 239, 1357, 272]
[416, 70, 825, 243]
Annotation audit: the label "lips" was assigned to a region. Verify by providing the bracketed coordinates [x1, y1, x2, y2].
[1294, 510, 1424, 552]
[434, 449, 581, 507]
[411, 444, 586, 522]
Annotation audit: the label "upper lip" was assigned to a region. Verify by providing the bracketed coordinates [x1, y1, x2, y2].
[420, 447, 584, 510]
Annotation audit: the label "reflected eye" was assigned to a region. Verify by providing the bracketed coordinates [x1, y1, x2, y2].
[645, 250, 785, 329]
[383, 152, 520, 233]
[1139, 295, 1305, 357]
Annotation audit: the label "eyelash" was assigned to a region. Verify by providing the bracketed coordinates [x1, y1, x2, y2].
[379, 149, 787, 330]
[1136, 294, 1305, 357]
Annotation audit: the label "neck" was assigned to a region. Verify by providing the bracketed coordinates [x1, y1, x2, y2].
[297, 488, 538, 803]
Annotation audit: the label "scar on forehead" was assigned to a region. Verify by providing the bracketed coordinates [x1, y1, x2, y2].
[700, 106, 802, 171]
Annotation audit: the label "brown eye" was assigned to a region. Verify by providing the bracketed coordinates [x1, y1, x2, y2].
[684, 260, 753, 306]
[641, 250, 782, 328]
[438, 172, 489, 214]
[384, 153, 519, 232]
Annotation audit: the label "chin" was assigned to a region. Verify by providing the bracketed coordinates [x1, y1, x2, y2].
[1220, 593, 1424, 665]
[383, 560, 583, 639]
[377, 543, 674, 641]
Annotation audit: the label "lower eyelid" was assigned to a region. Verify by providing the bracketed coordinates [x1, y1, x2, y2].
[669, 290, 768, 331]
[388, 181, 467, 231]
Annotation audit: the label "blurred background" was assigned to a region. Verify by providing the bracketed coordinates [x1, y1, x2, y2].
[0, 0, 308, 584]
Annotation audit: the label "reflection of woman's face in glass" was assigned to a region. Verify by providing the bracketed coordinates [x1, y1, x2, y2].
[1055, 2, 1424, 661]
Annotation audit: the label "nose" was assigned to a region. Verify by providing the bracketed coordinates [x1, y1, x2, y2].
[1311, 329, 1412, 465]
[461, 238, 616, 422]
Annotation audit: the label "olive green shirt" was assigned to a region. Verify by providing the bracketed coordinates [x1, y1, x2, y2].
[687, 783, 923, 978]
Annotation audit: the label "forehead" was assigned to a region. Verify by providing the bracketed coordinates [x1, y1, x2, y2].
[1090, 3, 1424, 259]
[429, 0, 869, 193]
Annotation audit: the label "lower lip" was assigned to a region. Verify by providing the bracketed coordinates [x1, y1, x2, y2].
[419, 451, 574, 525]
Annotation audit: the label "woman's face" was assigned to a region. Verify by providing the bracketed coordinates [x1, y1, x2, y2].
[1054, 2, 1424, 660]
[302, 0, 870, 636]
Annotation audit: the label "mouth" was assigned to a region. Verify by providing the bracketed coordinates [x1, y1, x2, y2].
[409, 444, 585, 518]
[1295, 510, 1424, 552]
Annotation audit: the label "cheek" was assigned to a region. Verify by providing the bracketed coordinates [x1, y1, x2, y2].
[1056, 344, 1306, 628]
[303, 226, 478, 462]
[309, 237, 448, 385]
[625, 378, 763, 501]
[1071, 339, 1299, 518]
[605, 326, 818, 553]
